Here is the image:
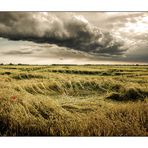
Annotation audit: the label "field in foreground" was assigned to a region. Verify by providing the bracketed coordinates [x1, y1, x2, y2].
[0, 64, 148, 136]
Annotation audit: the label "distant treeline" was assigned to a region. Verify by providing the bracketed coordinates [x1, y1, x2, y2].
[0, 63, 147, 66]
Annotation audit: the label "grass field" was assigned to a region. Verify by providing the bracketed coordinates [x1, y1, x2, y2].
[0, 64, 148, 136]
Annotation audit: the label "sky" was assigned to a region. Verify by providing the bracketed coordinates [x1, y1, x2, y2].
[0, 12, 148, 64]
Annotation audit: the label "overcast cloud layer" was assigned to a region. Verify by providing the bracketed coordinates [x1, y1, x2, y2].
[0, 12, 148, 64]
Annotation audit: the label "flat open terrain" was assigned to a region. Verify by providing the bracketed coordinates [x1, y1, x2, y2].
[0, 65, 148, 136]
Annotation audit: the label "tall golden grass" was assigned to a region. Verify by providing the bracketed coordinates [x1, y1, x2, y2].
[0, 65, 148, 136]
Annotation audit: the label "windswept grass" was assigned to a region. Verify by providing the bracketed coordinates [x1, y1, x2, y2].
[0, 65, 148, 136]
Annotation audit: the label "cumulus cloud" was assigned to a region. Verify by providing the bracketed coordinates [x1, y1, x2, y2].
[0, 12, 127, 57]
[0, 12, 148, 64]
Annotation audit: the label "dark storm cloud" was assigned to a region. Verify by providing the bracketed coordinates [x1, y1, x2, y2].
[0, 12, 127, 56]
